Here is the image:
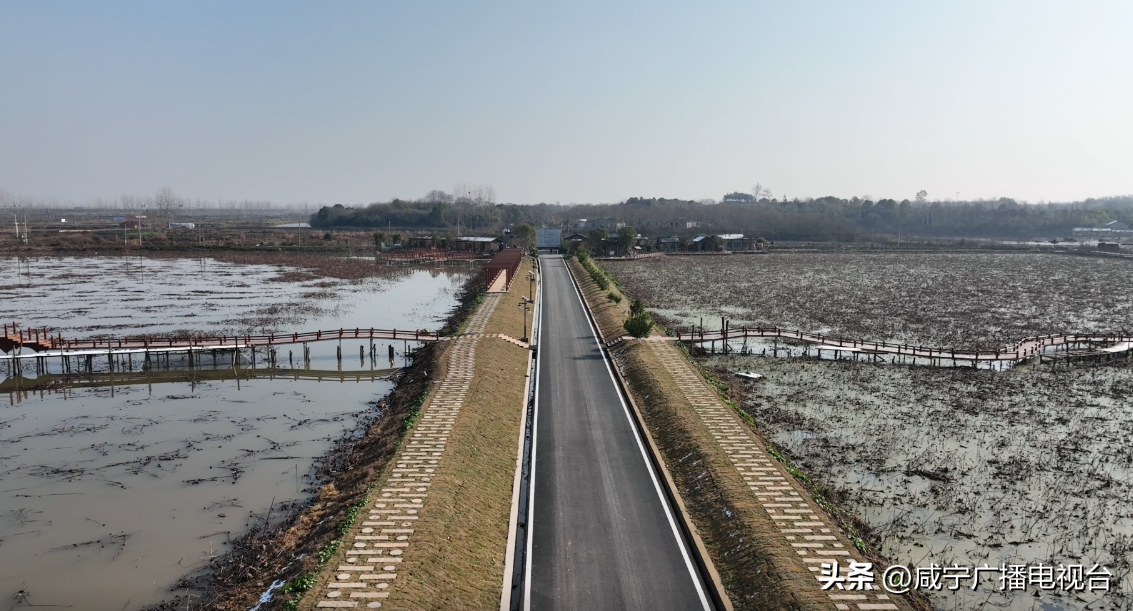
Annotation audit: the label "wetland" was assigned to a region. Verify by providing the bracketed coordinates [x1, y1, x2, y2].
[607, 252, 1133, 611]
[0, 255, 474, 610]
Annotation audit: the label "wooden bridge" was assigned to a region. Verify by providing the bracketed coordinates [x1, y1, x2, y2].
[2, 323, 443, 355]
[1, 323, 448, 378]
[6, 320, 1129, 372]
[671, 325, 1133, 365]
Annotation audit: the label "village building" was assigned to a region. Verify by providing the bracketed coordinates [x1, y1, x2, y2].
[587, 217, 625, 231]
[454, 236, 500, 253]
[667, 217, 699, 229]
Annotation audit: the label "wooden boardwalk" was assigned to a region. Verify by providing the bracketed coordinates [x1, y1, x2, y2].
[662, 326, 1133, 365]
[6, 318, 1127, 369]
[2, 323, 444, 358]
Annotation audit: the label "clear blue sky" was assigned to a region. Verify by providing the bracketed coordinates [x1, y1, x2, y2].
[1, 1, 1130, 205]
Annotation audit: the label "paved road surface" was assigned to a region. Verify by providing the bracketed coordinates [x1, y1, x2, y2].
[526, 255, 711, 611]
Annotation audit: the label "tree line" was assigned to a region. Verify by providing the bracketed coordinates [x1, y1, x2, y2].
[312, 191, 1133, 241]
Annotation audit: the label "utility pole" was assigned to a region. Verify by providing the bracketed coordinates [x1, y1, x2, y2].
[138, 206, 147, 246]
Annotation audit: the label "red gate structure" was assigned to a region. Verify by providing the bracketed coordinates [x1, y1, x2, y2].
[484, 248, 523, 293]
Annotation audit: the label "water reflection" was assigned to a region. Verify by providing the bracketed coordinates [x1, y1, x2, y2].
[0, 255, 470, 611]
[2, 364, 403, 404]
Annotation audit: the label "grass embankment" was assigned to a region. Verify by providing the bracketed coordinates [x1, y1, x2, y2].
[566, 256, 921, 611]
[300, 257, 536, 610]
[570, 253, 637, 339]
[482, 257, 538, 338]
[383, 257, 536, 608]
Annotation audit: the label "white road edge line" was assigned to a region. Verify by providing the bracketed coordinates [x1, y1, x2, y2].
[522, 256, 546, 611]
[562, 256, 713, 611]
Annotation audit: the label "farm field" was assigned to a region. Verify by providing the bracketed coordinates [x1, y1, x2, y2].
[605, 252, 1133, 611]
[607, 253, 1133, 351]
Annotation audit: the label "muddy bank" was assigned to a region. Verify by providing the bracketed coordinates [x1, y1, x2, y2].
[607, 252, 1133, 351]
[155, 271, 486, 610]
[0, 225, 384, 256]
[709, 355, 1133, 611]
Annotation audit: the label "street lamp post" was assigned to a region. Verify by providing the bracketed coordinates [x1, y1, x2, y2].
[518, 297, 533, 343]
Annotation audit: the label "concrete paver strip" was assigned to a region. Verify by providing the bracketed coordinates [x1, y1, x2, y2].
[314, 295, 501, 609]
[647, 340, 904, 611]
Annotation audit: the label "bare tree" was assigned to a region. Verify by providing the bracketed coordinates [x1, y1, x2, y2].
[472, 185, 496, 206]
[422, 190, 453, 205]
[752, 183, 772, 201]
[453, 184, 496, 206]
[155, 187, 177, 219]
[453, 184, 474, 204]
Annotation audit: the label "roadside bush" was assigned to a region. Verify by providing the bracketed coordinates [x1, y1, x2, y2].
[624, 313, 654, 338]
[578, 251, 610, 290]
[607, 292, 622, 304]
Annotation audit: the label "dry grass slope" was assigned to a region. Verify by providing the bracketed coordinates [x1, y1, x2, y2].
[386, 339, 528, 609]
[301, 260, 535, 610]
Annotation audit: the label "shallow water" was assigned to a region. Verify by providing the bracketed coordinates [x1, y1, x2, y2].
[0, 256, 471, 610]
[1, 255, 463, 337]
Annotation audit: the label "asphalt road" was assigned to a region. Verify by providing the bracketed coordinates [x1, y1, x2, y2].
[526, 255, 710, 611]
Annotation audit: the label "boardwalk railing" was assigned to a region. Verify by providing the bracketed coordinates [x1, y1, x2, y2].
[675, 325, 1133, 362]
[380, 249, 485, 263]
[3, 323, 443, 354]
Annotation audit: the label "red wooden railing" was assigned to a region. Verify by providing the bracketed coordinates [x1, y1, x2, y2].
[4, 323, 443, 353]
[674, 325, 1132, 362]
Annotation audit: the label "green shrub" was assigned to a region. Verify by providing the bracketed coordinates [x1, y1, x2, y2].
[607, 292, 622, 304]
[623, 313, 654, 338]
[283, 572, 318, 594]
[590, 268, 609, 289]
[400, 392, 428, 432]
[578, 255, 609, 290]
[629, 298, 645, 316]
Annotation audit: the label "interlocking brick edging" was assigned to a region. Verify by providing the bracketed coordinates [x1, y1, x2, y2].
[312, 296, 501, 608]
[648, 341, 908, 611]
